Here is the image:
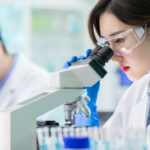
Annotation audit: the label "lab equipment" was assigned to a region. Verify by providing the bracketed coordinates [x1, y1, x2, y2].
[37, 120, 59, 128]
[63, 49, 100, 126]
[63, 137, 90, 150]
[63, 46, 113, 126]
[123, 128, 146, 150]
[75, 81, 100, 126]
[37, 126, 148, 150]
[48, 127, 63, 150]
[64, 51, 100, 126]
[0, 46, 113, 150]
[97, 24, 147, 56]
[37, 128, 49, 150]
[147, 126, 150, 150]
[87, 127, 99, 150]
[0, 89, 86, 150]
[64, 93, 91, 125]
[55, 46, 113, 89]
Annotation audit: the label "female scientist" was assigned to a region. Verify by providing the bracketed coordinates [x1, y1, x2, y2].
[65, 0, 150, 128]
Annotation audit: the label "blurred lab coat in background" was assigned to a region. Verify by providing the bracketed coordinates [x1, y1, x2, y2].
[104, 74, 150, 128]
[0, 53, 49, 111]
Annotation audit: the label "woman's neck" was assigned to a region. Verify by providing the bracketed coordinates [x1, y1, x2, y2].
[0, 53, 13, 82]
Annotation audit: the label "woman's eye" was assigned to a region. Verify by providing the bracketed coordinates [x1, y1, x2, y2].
[106, 41, 110, 46]
[115, 38, 125, 43]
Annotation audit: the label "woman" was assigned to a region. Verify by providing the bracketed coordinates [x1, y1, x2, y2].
[88, 0, 150, 128]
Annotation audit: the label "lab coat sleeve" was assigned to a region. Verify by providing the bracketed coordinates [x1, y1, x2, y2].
[103, 84, 134, 128]
[14, 62, 50, 104]
[103, 94, 125, 128]
[17, 73, 49, 103]
[103, 74, 147, 128]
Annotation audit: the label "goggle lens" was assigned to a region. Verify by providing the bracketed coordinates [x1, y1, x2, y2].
[97, 25, 147, 56]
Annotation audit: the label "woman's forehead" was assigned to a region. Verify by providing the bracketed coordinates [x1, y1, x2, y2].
[99, 12, 133, 38]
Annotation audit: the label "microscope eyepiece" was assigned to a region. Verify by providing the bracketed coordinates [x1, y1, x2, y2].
[89, 46, 114, 79]
[68, 45, 114, 79]
[90, 46, 114, 66]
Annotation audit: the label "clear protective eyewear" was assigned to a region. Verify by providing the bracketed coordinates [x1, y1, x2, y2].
[97, 24, 147, 56]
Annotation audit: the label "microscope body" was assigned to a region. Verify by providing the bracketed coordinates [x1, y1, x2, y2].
[0, 63, 102, 150]
[0, 46, 113, 150]
[0, 89, 85, 150]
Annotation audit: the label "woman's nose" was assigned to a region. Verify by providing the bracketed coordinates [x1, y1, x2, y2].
[111, 54, 123, 62]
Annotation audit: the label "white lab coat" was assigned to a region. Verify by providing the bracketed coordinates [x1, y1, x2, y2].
[104, 73, 150, 128]
[0, 54, 49, 111]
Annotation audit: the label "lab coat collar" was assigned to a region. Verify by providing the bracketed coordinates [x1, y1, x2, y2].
[0, 53, 19, 90]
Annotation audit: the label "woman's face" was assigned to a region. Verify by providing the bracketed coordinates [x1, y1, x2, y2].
[99, 12, 150, 81]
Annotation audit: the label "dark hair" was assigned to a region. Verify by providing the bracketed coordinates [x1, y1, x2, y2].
[88, 0, 150, 45]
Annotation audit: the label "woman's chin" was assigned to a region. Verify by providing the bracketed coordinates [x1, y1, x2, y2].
[126, 72, 146, 82]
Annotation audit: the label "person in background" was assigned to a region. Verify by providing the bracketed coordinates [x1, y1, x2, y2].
[0, 31, 49, 111]
[65, 0, 150, 128]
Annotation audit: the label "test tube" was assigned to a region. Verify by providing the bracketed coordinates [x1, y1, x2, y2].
[68, 127, 75, 137]
[44, 127, 51, 150]
[75, 127, 82, 137]
[37, 128, 48, 150]
[87, 127, 99, 150]
[123, 128, 147, 150]
[56, 127, 63, 150]
[80, 127, 88, 137]
[99, 128, 110, 150]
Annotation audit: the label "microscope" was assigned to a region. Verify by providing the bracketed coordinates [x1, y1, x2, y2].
[61, 46, 114, 126]
[0, 46, 113, 150]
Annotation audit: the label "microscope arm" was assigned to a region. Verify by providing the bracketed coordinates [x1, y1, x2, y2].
[49, 63, 102, 88]
[0, 89, 85, 150]
[0, 62, 102, 150]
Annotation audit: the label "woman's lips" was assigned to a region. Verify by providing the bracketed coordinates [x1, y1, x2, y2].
[120, 66, 130, 72]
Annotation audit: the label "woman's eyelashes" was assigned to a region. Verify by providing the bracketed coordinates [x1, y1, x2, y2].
[115, 38, 125, 44]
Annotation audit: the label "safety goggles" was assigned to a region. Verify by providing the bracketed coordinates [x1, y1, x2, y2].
[97, 24, 147, 56]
